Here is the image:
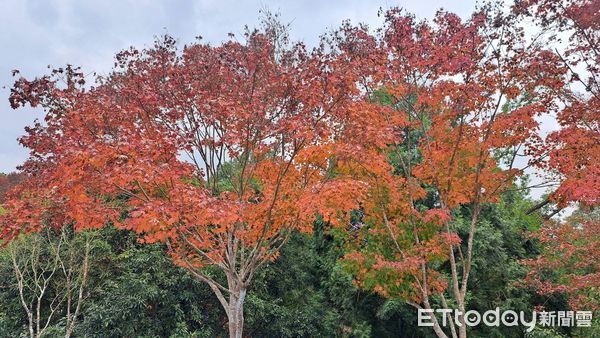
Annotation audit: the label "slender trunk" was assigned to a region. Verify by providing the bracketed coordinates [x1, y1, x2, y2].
[227, 285, 246, 338]
[433, 323, 450, 338]
[458, 308, 467, 338]
[65, 237, 90, 338]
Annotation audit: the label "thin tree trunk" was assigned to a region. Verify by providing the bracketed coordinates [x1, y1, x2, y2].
[65, 235, 91, 338]
[227, 285, 246, 338]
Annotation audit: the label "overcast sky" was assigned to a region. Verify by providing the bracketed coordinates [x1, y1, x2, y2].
[0, 0, 477, 173]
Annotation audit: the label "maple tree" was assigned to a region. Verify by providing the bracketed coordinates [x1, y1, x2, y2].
[326, 6, 569, 338]
[513, 0, 600, 313]
[514, 0, 599, 208]
[1, 24, 364, 337]
[523, 208, 600, 311]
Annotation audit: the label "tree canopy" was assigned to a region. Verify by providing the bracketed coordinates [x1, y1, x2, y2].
[1, 1, 598, 337]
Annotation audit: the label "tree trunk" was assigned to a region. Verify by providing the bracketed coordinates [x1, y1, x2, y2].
[227, 285, 246, 338]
